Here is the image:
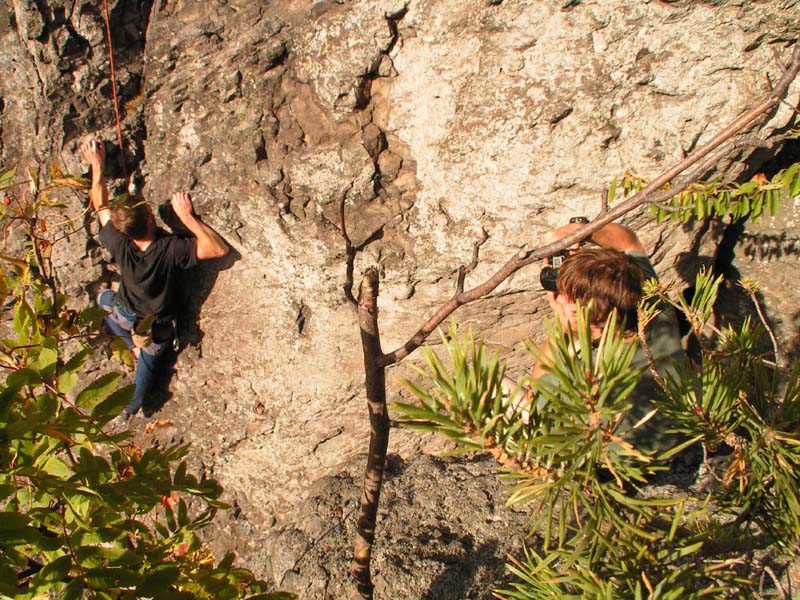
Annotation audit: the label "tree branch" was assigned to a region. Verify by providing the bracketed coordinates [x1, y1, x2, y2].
[351, 267, 389, 599]
[351, 43, 800, 597]
[779, 97, 800, 117]
[465, 227, 489, 275]
[340, 185, 357, 306]
[456, 228, 489, 294]
[378, 43, 800, 367]
[600, 188, 609, 214]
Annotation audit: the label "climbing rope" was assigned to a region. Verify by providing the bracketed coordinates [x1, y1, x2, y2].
[101, 0, 128, 182]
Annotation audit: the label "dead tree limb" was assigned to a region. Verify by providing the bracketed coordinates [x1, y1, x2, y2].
[457, 228, 489, 294]
[600, 189, 609, 214]
[351, 268, 387, 599]
[350, 42, 800, 598]
[340, 186, 357, 306]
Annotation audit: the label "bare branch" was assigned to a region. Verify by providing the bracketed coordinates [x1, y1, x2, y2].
[649, 201, 687, 214]
[378, 43, 800, 367]
[456, 228, 489, 294]
[352, 267, 388, 599]
[779, 97, 800, 117]
[351, 43, 800, 598]
[466, 227, 489, 275]
[735, 135, 777, 149]
[340, 185, 357, 306]
[637, 307, 673, 402]
[762, 565, 788, 600]
[772, 45, 789, 73]
[455, 266, 466, 295]
[600, 188, 609, 214]
[650, 127, 799, 209]
[744, 284, 785, 369]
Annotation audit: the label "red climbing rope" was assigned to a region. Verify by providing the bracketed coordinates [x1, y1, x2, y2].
[101, 0, 128, 181]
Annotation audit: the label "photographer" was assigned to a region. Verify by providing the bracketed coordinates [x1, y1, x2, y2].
[532, 221, 684, 454]
[81, 138, 229, 423]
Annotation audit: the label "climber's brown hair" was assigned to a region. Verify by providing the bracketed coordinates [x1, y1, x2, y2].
[110, 195, 151, 240]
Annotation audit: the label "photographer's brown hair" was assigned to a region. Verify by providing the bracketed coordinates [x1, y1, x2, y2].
[557, 248, 644, 331]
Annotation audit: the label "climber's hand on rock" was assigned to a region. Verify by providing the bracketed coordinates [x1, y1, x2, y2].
[80, 139, 105, 171]
[171, 191, 197, 224]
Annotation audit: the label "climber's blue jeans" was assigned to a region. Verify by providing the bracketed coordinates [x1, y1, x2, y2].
[97, 290, 172, 417]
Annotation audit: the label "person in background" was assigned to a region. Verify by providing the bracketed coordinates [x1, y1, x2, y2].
[532, 221, 684, 454]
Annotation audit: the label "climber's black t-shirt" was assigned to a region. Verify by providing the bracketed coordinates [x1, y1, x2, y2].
[99, 221, 198, 318]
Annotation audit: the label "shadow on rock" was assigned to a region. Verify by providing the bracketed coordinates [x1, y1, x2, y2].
[789, 310, 800, 364]
[143, 243, 241, 416]
[422, 539, 508, 600]
[673, 216, 784, 363]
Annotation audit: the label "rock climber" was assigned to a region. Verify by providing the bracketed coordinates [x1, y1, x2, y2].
[80, 138, 229, 422]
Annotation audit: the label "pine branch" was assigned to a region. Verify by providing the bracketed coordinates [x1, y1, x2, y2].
[350, 44, 800, 597]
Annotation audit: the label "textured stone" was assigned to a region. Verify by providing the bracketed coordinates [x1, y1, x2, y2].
[1, 0, 799, 596]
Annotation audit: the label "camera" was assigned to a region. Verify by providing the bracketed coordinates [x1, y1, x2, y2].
[539, 216, 590, 293]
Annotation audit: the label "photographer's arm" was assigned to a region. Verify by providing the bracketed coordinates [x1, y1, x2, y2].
[170, 192, 229, 260]
[549, 221, 645, 254]
[588, 223, 645, 253]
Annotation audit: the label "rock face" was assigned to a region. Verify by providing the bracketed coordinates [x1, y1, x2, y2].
[263, 454, 531, 600]
[1, 0, 799, 596]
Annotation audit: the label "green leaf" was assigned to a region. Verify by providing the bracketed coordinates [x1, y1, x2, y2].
[0, 511, 30, 531]
[165, 504, 177, 532]
[787, 163, 800, 198]
[178, 499, 189, 528]
[13, 297, 34, 342]
[40, 455, 71, 477]
[60, 579, 84, 600]
[57, 370, 79, 395]
[35, 345, 58, 380]
[6, 366, 42, 390]
[76, 372, 123, 410]
[769, 189, 779, 214]
[137, 565, 181, 596]
[61, 346, 91, 380]
[0, 520, 43, 546]
[84, 566, 143, 589]
[30, 554, 71, 586]
[92, 383, 134, 418]
[0, 166, 16, 190]
[58, 347, 91, 394]
[608, 179, 618, 203]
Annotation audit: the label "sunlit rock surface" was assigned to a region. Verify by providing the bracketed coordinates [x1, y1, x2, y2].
[1, 0, 798, 596]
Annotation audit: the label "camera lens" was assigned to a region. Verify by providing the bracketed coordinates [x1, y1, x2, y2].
[540, 266, 559, 292]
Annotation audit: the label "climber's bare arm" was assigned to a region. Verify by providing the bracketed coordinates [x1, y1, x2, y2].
[80, 139, 110, 227]
[170, 191, 229, 260]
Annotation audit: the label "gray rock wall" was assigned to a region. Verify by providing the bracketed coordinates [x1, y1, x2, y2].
[1, 0, 799, 595]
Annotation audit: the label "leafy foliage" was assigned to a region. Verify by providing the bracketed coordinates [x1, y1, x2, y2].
[606, 155, 800, 225]
[398, 293, 799, 597]
[394, 166, 800, 598]
[0, 166, 293, 599]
